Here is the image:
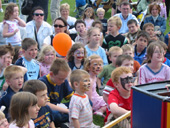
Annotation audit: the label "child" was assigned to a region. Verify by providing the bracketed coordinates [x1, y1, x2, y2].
[103, 54, 135, 103]
[84, 55, 107, 117]
[15, 38, 40, 82]
[69, 69, 100, 128]
[121, 44, 140, 73]
[92, 20, 104, 46]
[138, 42, 170, 84]
[134, 31, 150, 65]
[103, 16, 128, 51]
[9, 92, 39, 128]
[126, 19, 140, 45]
[67, 43, 87, 71]
[74, 20, 88, 46]
[97, 46, 123, 95]
[85, 27, 108, 65]
[37, 45, 56, 77]
[82, 7, 95, 30]
[96, 8, 107, 37]
[2, 3, 26, 46]
[23, 80, 55, 128]
[0, 65, 25, 119]
[12, 46, 22, 64]
[0, 109, 9, 128]
[38, 58, 74, 126]
[0, 44, 14, 94]
[105, 67, 134, 128]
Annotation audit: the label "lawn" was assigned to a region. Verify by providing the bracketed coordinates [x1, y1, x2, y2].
[1, 0, 170, 127]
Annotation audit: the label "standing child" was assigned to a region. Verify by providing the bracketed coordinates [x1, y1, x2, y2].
[85, 27, 108, 65]
[69, 69, 100, 128]
[9, 92, 39, 128]
[82, 7, 95, 30]
[2, 3, 26, 46]
[67, 43, 87, 71]
[84, 55, 107, 117]
[37, 45, 56, 77]
[138, 42, 170, 84]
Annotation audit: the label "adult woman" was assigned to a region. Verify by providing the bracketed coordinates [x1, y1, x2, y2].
[144, 2, 166, 37]
[26, 6, 52, 49]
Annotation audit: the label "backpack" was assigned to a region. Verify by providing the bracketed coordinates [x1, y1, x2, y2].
[21, 0, 33, 15]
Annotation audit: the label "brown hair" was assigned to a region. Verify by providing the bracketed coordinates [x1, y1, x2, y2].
[149, 2, 161, 14]
[10, 92, 37, 127]
[4, 3, 18, 20]
[82, 7, 95, 20]
[0, 43, 15, 57]
[142, 23, 154, 31]
[92, 20, 103, 32]
[116, 54, 134, 66]
[22, 38, 37, 50]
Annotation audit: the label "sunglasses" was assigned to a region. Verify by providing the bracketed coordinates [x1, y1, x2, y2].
[54, 24, 66, 28]
[34, 13, 44, 16]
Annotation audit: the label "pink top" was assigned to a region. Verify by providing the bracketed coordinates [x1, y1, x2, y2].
[39, 62, 51, 77]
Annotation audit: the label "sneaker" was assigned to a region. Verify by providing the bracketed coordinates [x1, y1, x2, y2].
[0, 8, 3, 12]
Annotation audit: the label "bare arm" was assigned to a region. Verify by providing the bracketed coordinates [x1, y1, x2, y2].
[2, 23, 19, 37]
[46, 102, 69, 113]
[72, 118, 80, 128]
[110, 103, 129, 118]
[16, 17, 26, 27]
[49, 122, 55, 128]
[103, 93, 109, 103]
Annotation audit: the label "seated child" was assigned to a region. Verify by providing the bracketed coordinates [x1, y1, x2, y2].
[97, 46, 123, 95]
[15, 38, 40, 82]
[121, 44, 140, 74]
[0, 65, 25, 119]
[104, 67, 134, 128]
[0, 44, 14, 95]
[23, 80, 55, 127]
[0, 109, 9, 128]
[74, 20, 88, 46]
[38, 58, 74, 126]
[96, 8, 107, 37]
[103, 16, 128, 51]
[126, 19, 140, 45]
[69, 69, 100, 128]
[134, 31, 149, 65]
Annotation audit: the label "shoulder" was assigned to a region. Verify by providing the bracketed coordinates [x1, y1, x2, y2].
[42, 21, 52, 28]
[26, 20, 34, 26]
[15, 57, 24, 65]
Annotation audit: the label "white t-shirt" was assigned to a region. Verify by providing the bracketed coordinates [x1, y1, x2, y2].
[9, 119, 35, 128]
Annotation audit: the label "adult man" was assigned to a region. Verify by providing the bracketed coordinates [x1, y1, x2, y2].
[114, 2, 139, 34]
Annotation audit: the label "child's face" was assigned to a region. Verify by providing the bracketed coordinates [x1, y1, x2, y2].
[123, 50, 134, 57]
[107, 21, 119, 34]
[50, 70, 70, 85]
[94, 23, 102, 31]
[77, 75, 91, 93]
[89, 58, 103, 75]
[6, 72, 24, 92]
[109, 51, 122, 66]
[12, 6, 19, 19]
[151, 46, 164, 63]
[89, 29, 101, 44]
[23, 45, 38, 61]
[145, 26, 154, 36]
[36, 90, 48, 107]
[128, 23, 138, 34]
[136, 36, 148, 51]
[73, 48, 84, 61]
[76, 23, 86, 36]
[28, 104, 40, 119]
[44, 51, 55, 65]
[121, 59, 134, 72]
[97, 11, 104, 19]
[116, 73, 134, 92]
[0, 52, 12, 68]
[85, 9, 93, 18]
[0, 118, 9, 128]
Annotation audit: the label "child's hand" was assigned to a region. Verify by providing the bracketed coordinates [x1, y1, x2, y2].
[13, 29, 19, 35]
[2, 82, 8, 91]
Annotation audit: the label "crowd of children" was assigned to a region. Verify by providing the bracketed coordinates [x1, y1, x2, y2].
[0, 0, 170, 127]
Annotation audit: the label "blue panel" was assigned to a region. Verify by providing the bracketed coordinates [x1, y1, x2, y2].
[132, 89, 162, 128]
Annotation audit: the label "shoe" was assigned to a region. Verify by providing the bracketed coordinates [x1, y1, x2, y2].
[0, 8, 3, 12]
[94, 111, 105, 118]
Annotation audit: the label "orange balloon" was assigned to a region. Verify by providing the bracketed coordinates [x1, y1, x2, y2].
[52, 33, 72, 56]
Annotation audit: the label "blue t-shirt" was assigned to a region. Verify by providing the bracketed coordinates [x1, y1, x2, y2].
[38, 74, 73, 105]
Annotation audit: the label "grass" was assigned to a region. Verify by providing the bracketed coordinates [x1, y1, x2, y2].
[1, 0, 170, 127]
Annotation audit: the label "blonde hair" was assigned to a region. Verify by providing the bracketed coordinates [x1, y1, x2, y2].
[109, 46, 123, 57]
[60, 3, 70, 11]
[0, 111, 5, 120]
[121, 44, 134, 53]
[37, 45, 56, 62]
[108, 16, 122, 28]
[70, 69, 90, 90]
[111, 67, 132, 83]
[10, 92, 37, 127]
[96, 8, 105, 14]
[83, 54, 103, 72]
[4, 65, 24, 80]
